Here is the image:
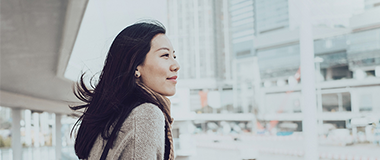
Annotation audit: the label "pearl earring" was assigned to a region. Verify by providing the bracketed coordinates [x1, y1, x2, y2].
[135, 71, 140, 78]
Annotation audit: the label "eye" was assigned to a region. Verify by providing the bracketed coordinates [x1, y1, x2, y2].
[161, 54, 169, 57]
[173, 55, 177, 59]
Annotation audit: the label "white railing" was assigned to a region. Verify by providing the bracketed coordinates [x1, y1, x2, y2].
[0, 146, 76, 160]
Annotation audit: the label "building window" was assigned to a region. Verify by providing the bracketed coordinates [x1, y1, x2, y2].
[322, 92, 351, 112]
[359, 94, 372, 112]
[322, 65, 353, 81]
[324, 120, 346, 129]
[236, 50, 250, 56]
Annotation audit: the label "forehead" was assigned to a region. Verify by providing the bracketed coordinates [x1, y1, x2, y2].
[151, 34, 173, 50]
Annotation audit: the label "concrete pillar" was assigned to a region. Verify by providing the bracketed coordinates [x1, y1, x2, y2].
[201, 122, 206, 133]
[11, 108, 22, 160]
[252, 58, 261, 134]
[300, 0, 319, 159]
[316, 62, 323, 136]
[32, 112, 40, 147]
[40, 112, 49, 135]
[375, 66, 380, 77]
[24, 110, 32, 146]
[40, 112, 49, 146]
[338, 93, 343, 112]
[352, 126, 358, 143]
[232, 60, 239, 110]
[55, 114, 62, 160]
[351, 90, 360, 113]
[241, 83, 249, 113]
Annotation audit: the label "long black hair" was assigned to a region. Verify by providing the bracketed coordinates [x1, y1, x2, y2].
[70, 21, 166, 159]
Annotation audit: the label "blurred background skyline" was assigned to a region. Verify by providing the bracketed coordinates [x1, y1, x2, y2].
[1, 0, 380, 159]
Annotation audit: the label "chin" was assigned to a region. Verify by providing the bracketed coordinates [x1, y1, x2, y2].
[162, 90, 176, 97]
[163, 92, 175, 97]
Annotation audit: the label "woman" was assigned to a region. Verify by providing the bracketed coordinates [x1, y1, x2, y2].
[70, 21, 180, 160]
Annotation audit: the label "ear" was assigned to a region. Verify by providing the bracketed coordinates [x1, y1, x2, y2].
[135, 66, 142, 78]
[136, 65, 141, 71]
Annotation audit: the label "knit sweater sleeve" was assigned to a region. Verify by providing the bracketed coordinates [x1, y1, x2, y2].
[117, 103, 166, 160]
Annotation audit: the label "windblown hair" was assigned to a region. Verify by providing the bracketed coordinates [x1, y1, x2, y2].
[70, 21, 166, 159]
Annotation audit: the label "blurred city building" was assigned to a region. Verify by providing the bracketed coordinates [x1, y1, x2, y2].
[167, 0, 380, 150]
[255, 0, 380, 139]
[167, 0, 234, 112]
[229, 0, 259, 115]
[166, 0, 234, 158]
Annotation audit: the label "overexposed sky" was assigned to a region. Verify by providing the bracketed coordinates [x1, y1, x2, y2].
[64, 0, 168, 82]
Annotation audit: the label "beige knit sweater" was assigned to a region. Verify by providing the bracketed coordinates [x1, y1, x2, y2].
[87, 103, 166, 160]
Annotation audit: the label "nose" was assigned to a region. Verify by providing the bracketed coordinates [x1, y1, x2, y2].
[170, 60, 180, 72]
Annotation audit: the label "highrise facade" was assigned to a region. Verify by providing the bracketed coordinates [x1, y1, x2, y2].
[229, 0, 259, 113]
[167, 0, 233, 112]
[167, 0, 231, 81]
[166, 1, 234, 157]
[229, 0, 255, 58]
[255, 0, 289, 35]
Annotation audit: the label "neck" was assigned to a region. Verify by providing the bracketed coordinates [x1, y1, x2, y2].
[136, 80, 172, 121]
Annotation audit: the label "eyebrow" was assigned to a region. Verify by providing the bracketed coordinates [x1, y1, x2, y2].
[156, 47, 175, 53]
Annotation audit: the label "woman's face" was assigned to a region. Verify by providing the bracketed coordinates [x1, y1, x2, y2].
[137, 33, 180, 96]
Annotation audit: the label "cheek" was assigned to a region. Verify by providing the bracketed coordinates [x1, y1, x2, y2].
[153, 64, 167, 77]
[145, 64, 166, 81]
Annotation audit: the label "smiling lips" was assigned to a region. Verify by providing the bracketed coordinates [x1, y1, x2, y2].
[167, 76, 177, 83]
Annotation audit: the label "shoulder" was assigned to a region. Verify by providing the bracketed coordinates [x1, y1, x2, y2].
[101, 103, 166, 159]
[117, 103, 166, 159]
[120, 103, 165, 132]
[126, 103, 165, 137]
[129, 103, 165, 121]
